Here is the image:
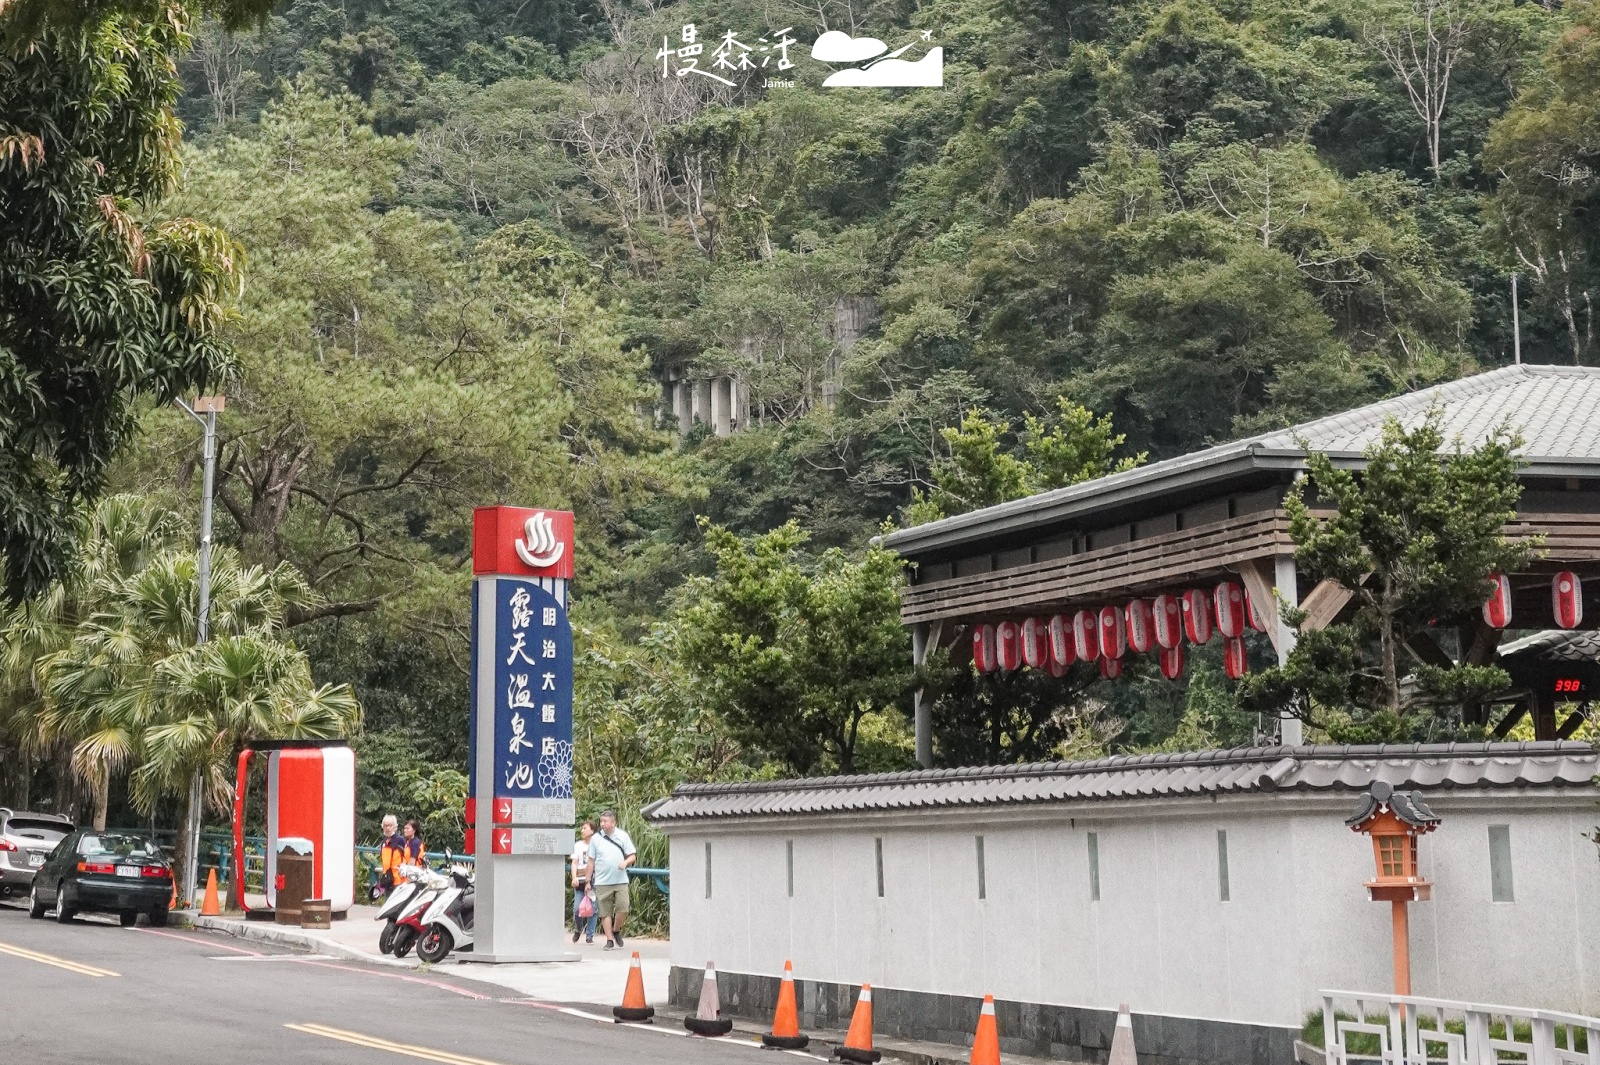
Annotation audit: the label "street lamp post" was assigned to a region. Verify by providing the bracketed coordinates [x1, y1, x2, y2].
[175, 394, 225, 906]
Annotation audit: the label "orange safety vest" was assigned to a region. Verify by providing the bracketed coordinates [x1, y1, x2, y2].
[380, 837, 408, 885]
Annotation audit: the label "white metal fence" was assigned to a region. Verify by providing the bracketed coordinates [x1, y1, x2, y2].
[1321, 991, 1600, 1065]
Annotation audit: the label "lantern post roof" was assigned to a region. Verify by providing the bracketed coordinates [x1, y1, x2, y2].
[1345, 781, 1443, 833]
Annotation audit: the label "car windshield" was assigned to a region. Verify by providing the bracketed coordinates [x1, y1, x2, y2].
[77, 834, 161, 858]
[4, 818, 70, 841]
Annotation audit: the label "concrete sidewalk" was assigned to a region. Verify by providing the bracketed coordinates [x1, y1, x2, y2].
[190, 905, 671, 1005]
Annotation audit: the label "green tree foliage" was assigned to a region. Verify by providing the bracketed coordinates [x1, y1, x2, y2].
[12, 0, 1593, 835]
[908, 399, 1143, 523]
[1485, 3, 1600, 365]
[1240, 414, 1529, 733]
[924, 665, 1118, 767]
[663, 521, 917, 776]
[146, 90, 663, 622]
[0, 3, 241, 599]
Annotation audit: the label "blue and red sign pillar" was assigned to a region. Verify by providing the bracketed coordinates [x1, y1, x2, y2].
[464, 506, 578, 963]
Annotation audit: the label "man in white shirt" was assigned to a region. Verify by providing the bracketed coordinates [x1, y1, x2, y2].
[587, 809, 636, 950]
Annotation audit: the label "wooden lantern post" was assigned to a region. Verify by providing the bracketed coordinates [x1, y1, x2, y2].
[1346, 781, 1441, 997]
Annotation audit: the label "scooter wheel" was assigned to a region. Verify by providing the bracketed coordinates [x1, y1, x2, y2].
[417, 926, 453, 964]
[379, 921, 398, 955]
[392, 925, 418, 958]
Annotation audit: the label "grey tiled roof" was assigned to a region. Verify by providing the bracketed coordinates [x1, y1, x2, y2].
[882, 365, 1600, 558]
[643, 742, 1596, 824]
[1499, 629, 1600, 662]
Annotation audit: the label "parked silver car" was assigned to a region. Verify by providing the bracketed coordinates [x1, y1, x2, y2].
[0, 810, 74, 896]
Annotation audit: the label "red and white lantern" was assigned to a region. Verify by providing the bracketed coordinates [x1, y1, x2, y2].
[1553, 571, 1583, 629]
[1048, 653, 1070, 678]
[1098, 605, 1126, 660]
[1073, 609, 1100, 661]
[972, 624, 997, 673]
[1126, 599, 1156, 653]
[1482, 572, 1512, 629]
[996, 620, 1022, 671]
[1244, 586, 1269, 631]
[1048, 614, 1076, 668]
[1153, 594, 1184, 649]
[1099, 656, 1123, 679]
[1223, 636, 1249, 679]
[1159, 644, 1184, 680]
[1021, 617, 1051, 669]
[1214, 581, 1246, 639]
[1182, 588, 1213, 643]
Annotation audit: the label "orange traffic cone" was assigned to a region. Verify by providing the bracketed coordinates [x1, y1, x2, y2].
[200, 869, 222, 917]
[970, 995, 1000, 1065]
[613, 950, 655, 1023]
[762, 960, 809, 1050]
[1108, 1004, 1136, 1065]
[683, 961, 734, 1036]
[833, 983, 881, 1064]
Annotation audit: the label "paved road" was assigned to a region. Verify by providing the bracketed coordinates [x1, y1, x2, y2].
[0, 902, 768, 1065]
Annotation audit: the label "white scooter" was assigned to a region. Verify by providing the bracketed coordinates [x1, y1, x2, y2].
[387, 865, 451, 958]
[416, 859, 473, 964]
[374, 864, 428, 955]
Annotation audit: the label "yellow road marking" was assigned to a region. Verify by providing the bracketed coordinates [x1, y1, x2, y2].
[0, 940, 119, 977]
[285, 1024, 511, 1065]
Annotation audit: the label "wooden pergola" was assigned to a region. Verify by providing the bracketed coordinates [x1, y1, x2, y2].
[881, 365, 1600, 766]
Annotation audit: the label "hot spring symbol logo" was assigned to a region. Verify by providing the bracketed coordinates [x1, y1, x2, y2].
[811, 29, 943, 87]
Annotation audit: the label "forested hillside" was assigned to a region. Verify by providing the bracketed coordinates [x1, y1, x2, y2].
[10, 0, 1598, 848]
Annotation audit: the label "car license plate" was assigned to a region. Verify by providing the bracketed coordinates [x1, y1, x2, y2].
[115, 865, 140, 878]
[27, 853, 44, 867]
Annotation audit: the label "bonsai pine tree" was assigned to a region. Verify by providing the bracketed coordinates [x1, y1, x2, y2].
[1241, 413, 1533, 739]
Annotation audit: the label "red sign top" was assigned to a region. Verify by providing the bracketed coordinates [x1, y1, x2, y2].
[472, 506, 575, 579]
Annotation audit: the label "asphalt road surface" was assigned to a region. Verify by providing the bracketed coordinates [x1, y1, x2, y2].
[0, 901, 772, 1065]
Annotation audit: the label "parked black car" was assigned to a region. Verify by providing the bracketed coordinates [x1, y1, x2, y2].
[28, 830, 172, 927]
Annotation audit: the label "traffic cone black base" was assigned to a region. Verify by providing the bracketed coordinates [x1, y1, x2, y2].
[613, 1005, 655, 1023]
[685, 1015, 734, 1036]
[762, 1034, 810, 1050]
[614, 950, 655, 1023]
[834, 1048, 882, 1064]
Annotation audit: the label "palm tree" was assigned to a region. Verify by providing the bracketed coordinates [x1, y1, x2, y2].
[0, 496, 182, 815]
[36, 545, 360, 890]
[1, 496, 361, 901]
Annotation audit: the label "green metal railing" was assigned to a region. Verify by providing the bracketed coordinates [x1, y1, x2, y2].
[106, 828, 668, 899]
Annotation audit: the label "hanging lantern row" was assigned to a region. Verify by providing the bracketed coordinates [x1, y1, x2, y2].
[972, 580, 1268, 682]
[1480, 571, 1585, 630]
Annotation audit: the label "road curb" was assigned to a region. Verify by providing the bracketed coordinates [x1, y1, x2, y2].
[191, 914, 411, 968]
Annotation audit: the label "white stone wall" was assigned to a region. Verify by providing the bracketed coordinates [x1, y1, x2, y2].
[664, 791, 1600, 1027]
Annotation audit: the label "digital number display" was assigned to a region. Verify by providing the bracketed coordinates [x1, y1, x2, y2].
[1555, 678, 1585, 694]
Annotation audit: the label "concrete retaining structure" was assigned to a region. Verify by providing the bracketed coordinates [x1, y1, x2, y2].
[645, 743, 1598, 1065]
